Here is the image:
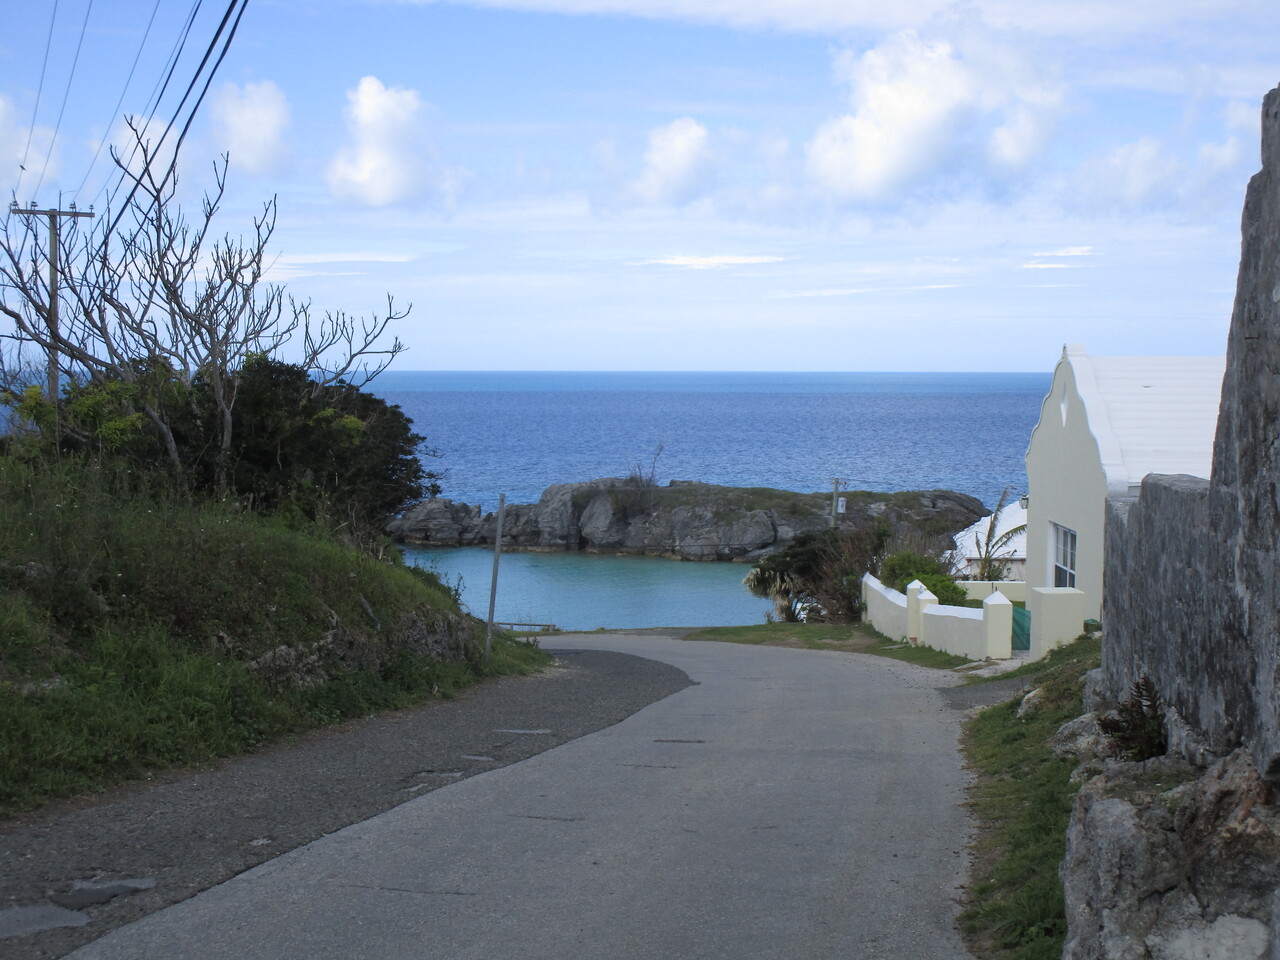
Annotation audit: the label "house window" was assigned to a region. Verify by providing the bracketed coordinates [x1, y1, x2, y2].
[1053, 524, 1077, 588]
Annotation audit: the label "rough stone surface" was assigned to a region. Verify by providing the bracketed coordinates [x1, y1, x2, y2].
[1074, 86, 1280, 960]
[388, 478, 986, 562]
[1062, 750, 1280, 960]
[1101, 84, 1280, 781]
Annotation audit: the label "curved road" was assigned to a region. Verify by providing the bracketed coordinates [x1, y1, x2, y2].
[69, 634, 977, 960]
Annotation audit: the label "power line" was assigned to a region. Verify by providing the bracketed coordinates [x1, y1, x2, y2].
[92, 0, 203, 210]
[73, 0, 165, 204]
[32, 0, 96, 198]
[15, 0, 61, 196]
[102, 0, 248, 242]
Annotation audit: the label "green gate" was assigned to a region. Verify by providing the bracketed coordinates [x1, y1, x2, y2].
[1012, 606, 1031, 652]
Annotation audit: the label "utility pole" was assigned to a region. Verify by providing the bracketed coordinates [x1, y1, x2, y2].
[485, 493, 507, 659]
[7, 201, 95, 444]
[830, 477, 847, 528]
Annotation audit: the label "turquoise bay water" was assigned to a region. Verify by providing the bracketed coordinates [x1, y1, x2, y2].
[403, 546, 773, 632]
[376, 371, 1050, 630]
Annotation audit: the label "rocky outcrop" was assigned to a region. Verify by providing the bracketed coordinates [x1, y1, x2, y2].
[1062, 750, 1280, 960]
[1069, 86, 1280, 960]
[387, 478, 986, 562]
[1102, 84, 1280, 782]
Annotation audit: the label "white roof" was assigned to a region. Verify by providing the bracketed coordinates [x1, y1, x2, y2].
[1063, 345, 1225, 492]
[953, 502, 1027, 561]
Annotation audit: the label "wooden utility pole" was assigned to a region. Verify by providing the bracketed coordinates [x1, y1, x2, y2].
[7, 201, 95, 443]
[485, 493, 507, 658]
[830, 477, 847, 528]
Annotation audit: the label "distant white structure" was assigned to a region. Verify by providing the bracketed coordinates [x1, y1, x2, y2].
[949, 501, 1027, 581]
[1024, 344, 1225, 623]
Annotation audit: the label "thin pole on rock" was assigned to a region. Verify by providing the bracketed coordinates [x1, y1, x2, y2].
[485, 493, 506, 659]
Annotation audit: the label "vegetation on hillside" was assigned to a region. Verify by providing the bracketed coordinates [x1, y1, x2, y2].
[961, 635, 1102, 960]
[0, 453, 547, 818]
[0, 139, 545, 819]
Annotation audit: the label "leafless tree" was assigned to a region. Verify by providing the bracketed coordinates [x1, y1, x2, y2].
[1, 121, 407, 481]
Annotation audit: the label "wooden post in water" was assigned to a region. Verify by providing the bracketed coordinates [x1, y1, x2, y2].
[485, 493, 506, 658]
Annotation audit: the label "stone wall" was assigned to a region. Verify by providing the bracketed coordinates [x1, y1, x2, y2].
[1101, 83, 1280, 783]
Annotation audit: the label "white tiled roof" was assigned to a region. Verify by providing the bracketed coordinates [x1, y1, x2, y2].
[1068, 347, 1225, 487]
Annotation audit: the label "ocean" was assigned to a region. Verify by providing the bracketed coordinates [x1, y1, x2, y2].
[372, 371, 1051, 631]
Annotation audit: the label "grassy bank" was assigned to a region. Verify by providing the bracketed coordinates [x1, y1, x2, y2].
[0, 458, 549, 818]
[961, 635, 1101, 959]
[684, 621, 972, 668]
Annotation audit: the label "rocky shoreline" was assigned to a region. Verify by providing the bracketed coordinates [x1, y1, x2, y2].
[387, 478, 987, 562]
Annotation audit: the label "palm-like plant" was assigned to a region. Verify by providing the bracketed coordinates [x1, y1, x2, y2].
[972, 487, 1027, 582]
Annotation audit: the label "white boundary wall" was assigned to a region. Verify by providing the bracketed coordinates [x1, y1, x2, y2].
[861, 574, 1081, 662]
[861, 573, 907, 641]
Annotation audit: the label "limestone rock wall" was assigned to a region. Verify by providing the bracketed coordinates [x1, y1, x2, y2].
[1101, 84, 1280, 782]
[387, 478, 985, 562]
[1062, 751, 1280, 960]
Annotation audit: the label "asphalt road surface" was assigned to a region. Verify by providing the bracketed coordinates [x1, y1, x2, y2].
[64, 634, 979, 960]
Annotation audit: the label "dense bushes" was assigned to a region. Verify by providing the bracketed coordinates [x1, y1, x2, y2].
[878, 550, 969, 605]
[10, 356, 438, 526]
[745, 524, 890, 623]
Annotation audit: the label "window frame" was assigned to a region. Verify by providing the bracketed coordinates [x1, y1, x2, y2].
[1052, 523, 1077, 588]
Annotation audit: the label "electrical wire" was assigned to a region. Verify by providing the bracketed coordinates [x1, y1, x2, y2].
[101, 0, 249, 242]
[32, 0, 96, 198]
[92, 0, 203, 210]
[72, 0, 165, 204]
[15, 0, 60, 197]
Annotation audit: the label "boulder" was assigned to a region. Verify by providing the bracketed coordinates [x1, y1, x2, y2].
[1062, 749, 1280, 960]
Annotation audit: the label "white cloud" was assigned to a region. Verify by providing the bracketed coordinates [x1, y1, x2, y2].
[638, 254, 783, 269]
[806, 32, 974, 202]
[1, 95, 58, 194]
[1032, 246, 1093, 256]
[630, 117, 712, 205]
[211, 81, 291, 176]
[397, 0, 1270, 41]
[1020, 261, 1073, 268]
[1078, 137, 1185, 209]
[328, 76, 432, 207]
[804, 28, 1064, 203]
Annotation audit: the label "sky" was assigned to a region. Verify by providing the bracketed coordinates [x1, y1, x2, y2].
[2, 0, 1278, 372]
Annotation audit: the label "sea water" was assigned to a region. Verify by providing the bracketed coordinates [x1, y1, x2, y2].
[373, 371, 1050, 630]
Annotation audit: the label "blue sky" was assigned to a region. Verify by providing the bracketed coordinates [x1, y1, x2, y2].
[2, 0, 1278, 371]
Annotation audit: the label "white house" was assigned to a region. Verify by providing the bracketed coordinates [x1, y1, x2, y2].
[1024, 344, 1225, 624]
[949, 501, 1027, 580]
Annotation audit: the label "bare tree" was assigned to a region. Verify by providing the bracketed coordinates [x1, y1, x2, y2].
[1, 122, 407, 481]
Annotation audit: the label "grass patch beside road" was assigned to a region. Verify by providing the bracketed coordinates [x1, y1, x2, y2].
[863, 635, 973, 669]
[685, 621, 972, 668]
[960, 635, 1101, 960]
[684, 621, 876, 651]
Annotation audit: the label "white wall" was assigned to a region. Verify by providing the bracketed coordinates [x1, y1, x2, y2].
[861, 573, 907, 641]
[1025, 349, 1110, 622]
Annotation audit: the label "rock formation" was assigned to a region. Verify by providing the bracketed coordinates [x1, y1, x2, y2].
[1063, 85, 1280, 959]
[387, 478, 986, 562]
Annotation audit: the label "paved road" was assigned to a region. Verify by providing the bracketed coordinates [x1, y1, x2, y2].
[67, 635, 977, 960]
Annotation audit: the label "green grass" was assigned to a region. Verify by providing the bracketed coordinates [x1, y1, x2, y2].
[862, 635, 974, 668]
[0, 457, 551, 818]
[684, 621, 872, 650]
[960, 635, 1101, 960]
[684, 620, 974, 668]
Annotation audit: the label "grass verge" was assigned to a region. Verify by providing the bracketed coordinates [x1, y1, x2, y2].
[683, 621, 875, 651]
[960, 634, 1101, 960]
[0, 458, 551, 819]
[685, 620, 973, 669]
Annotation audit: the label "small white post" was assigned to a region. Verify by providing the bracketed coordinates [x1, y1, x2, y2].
[485, 493, 506, 658]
